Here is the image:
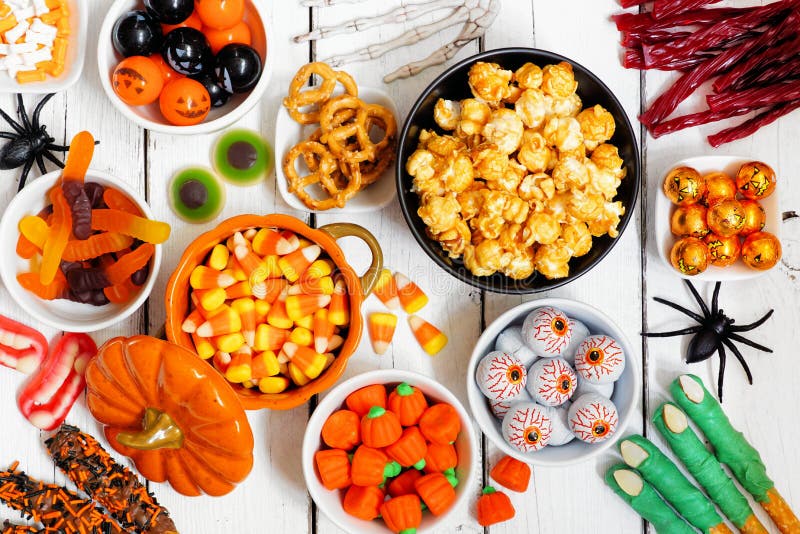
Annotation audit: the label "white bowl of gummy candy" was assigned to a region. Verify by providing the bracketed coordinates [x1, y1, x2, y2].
[467, 298, 639, 466]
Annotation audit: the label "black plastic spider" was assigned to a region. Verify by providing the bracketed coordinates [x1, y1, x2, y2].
[642, 280, 773, 402]
[0, 93, 73, 192]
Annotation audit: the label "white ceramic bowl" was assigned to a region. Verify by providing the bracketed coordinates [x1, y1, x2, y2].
[0, 170, 161, 332]
[0, 0, 86, 93]
[97, 0, 272, 134]
[303, 369, 478, 534]
[655, 156, 781, 281]
[275, 86, 398, 213]
[467, 298, 639, 466]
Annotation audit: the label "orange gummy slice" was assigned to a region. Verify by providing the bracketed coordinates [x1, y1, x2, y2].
[102, 187, 143, 216]
[91, 209, 170, 244]
[62, 232, 134, 262]
[40, 187, 72, 285]
[104, 243, 155, 286]
[18, 270, 67, 300]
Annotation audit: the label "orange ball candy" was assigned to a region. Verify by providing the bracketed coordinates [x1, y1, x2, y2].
[149, 53, 184, 84]
[162, 10, 203, 33]
[670, 237, 709, 276]
[112, 56, 164, 106]
[195, 0, 244, 30]
[741, 231, 782, 271]
[204, 21, 251, 54]
[736, 161, 776, 200]
[670, 204, 709, 238]
[706, 198, 745, 237]
[704, 233, 741, 267]
[702, 171, 737, 205]
[159, 78, 211, 126]
[739, 199, 766, 236]
[663, 166, 705, 206]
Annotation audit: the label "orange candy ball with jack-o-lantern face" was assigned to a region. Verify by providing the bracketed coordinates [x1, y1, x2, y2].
[112, 56, 164, 106]
[159, 78, 211, 126]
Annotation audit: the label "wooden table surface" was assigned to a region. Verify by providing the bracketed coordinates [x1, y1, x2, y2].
[0, 0, 798, 532]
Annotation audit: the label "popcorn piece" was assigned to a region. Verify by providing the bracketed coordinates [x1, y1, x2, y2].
[577, 104, 616, 151]
[434, 98, 460, 131]
[482, 108, 524, 155]
[468, 61, 513, 103]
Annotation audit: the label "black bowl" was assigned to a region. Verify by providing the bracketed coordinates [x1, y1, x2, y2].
[395, 47, 641, 294]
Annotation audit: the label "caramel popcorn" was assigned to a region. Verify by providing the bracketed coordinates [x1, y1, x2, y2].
[468, 62, 513, 103]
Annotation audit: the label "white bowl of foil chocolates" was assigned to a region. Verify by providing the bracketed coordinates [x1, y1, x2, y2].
[466, 298, 639, 466]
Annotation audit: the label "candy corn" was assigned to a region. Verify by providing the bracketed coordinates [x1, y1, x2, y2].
[288, 275, 334, 295]
[182, 308, 204, 333]
[289, 327, 314, 347]
[279, 245, 321, 282]
[226, 255, 247, 281]
[235, 244, 269, 285]
[253, 323, 288, 352]
[226, 280, 252, 299]
[295, 314, 314, 330]
[313, 309, 335, 354]
[327, 335, 344, 352]
[395, 272, 428, 313]
[259, 375, 290, 394]
[286, 294, 331, 322]
[208, 243, 229, 270]
[288, 363, 310, 386]
[283, 342, 327, 379]
[301, 259, 334, 281]
[226, 346, 253, 383]
[262, 278, 289, 304]
[232, 298, 256, 346]
[196, 306, 242, 337]
[253, 228, 294, 256]
[194, 287, 227, 312]
[213, 351, 232, 374]
[254, 299, 271, 324]
[408, 315, 447, 356]
[368, 313, 397, 355]
[251, 350, 280, 379]
[267, 288, 293, 330]
[373, 269, 401, 310]
[328, 278, 350, 326]
[214, 332, 245, 353]
[192, 333, 215, 360]
[190, 265, 236, 289]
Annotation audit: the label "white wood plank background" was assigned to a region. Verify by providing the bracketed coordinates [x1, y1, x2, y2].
[0, 0, 797, 532]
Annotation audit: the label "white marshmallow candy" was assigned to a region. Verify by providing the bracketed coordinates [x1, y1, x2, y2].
[568, 394, 619, 444]
[526, 357, 577, 407]
[501, 401, 552, 453]
[521, 306, 573, 358]
[494, 325, 538, 368]
[475, 350, 527, 402]
[574, 334, 626, 384]
[545, 403, 575, 446]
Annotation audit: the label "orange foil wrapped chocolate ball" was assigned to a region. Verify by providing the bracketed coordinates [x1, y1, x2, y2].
[736, 161, 776, 200]
[739, 199, 766, 236]
[671, 204, 709, 238]
[741, 231, 781, 270]
[670, 237, 710, 276]
[704, 233, 741, 267]
[664, 166, 705, 206]
[702, 171, 737, 205]
[706, 198, 745, 237]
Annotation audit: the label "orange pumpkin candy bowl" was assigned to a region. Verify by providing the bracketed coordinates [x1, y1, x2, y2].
[164, 213, 383, 410]
[84, 335, 254, 497]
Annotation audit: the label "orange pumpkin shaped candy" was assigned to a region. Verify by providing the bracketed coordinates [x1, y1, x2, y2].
[388, 382, 428, 426]
[346, 384, 387, 417]
[84, 336, 254, 497]
[381, 494, 423, 534]
[385, 426, 427, 468]
[361, 406, 402, 448]
[423, 442, 458, 474]
[476, 486, 515, 526]
[419, 403, 461, 445]
[342, 485, 385, 521]
[159, 78, 211, 126]
[314, 449, 351, 490]
[414, 472, 456, 516]
[490, 455, 531, 493]
[387, 468, 423, 498]
[321, 409, 360, 450]
[351, 445, 400, 487]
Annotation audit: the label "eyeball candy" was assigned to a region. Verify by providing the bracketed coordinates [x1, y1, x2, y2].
[563, 318, 589, 364]
[476, 351, 527, 402]
[501, 402, 552, 453]
[526, 357, 576, 407]
[521, 306, 572, 358]
[490, 389, 533, 420]
[568, 394, 618, 444]
[545, 404, 574, 446]
[574, 375, 614, 399]
[574, 335, 625, 385]
[494, 325, 538, 368]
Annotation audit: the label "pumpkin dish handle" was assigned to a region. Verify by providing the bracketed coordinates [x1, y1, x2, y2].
[116, 407, 185, 450]
[318, 222, 383, 296]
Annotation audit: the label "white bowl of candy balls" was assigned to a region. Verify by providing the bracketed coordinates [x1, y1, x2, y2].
[97, 0, 272, 134]
[467, 298, 640, 466]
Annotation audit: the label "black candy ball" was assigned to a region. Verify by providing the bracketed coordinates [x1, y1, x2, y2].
[214, 44, 262, 94]
[192, 72, 231, 107]
[143, 0, 193, 24]
[161, 27, 212, 76]
[112, 10, 162, 57]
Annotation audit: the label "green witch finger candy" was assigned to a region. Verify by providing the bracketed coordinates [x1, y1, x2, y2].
[671, 374, 800, 534]
[619, 435, 729, 534]
[653, 403, 767, 534]
[605, 464, 695, 534]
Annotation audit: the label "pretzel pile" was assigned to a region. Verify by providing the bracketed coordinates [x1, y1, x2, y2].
[282, 62, 397, 210]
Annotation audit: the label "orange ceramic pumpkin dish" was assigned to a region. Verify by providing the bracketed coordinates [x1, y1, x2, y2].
[84, 336, 254, 497]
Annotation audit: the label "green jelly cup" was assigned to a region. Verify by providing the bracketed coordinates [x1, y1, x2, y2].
[213, 129, 273, 185]
[168, 167, 226, 224]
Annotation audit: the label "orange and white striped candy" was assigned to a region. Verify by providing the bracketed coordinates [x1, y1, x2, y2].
[192, 333, 215, 360]
[288, 276, 334, 296]
[279, 245, 321, 282]
[251, 350, 280, 379]
[368, 312, 397, 355]
[313, 308, 335, 354]
[190, 265, 236, 289]
[235, 244, 269, 285]
[408, 315, 447, 356]
[196, 305, 242, 337]
[213, 351, 232, 374]
[267, 287, 293, 330]
[253, 323, 287, 352]
[231, 298, 256, 347]
[395, 272, 428, 314]
[328, 278, 349, 326]
[373, 269, 401, 310]
[225, 346, 253, 384]
[181, 308, 204, 333]
[259, 375, 290, 393]
[252, 228, 294, 256]
[300, 259, 334, 281]
[279, 230, 301, 254]
[283, 342, 327, 379]
[286, 293, 331, 322]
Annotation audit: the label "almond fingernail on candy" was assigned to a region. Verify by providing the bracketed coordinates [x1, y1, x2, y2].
[373, 269, 401, 310]
[394, 272, 428, 313]
[368, 312, 397, 355]
[408, 315, 447, 356]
